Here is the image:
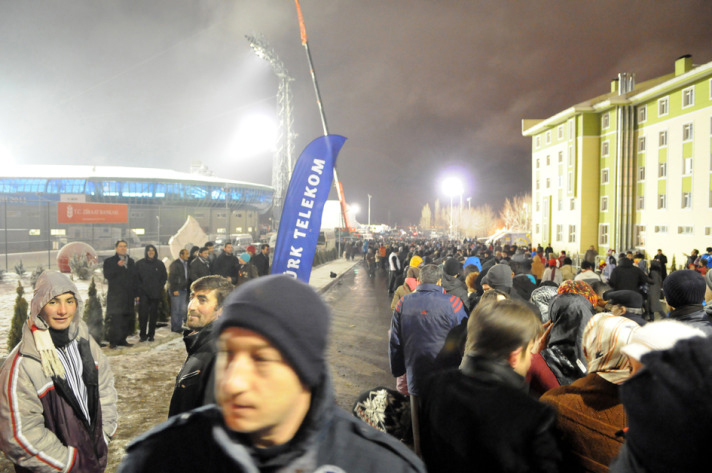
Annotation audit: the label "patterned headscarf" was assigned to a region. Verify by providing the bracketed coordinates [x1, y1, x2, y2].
[530, 285, 559, 323]
[583, 313, 639, 385]
[558, 279, 598, 308]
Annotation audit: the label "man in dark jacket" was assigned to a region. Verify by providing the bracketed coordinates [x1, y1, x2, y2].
[168, 249, 190, 333]
[251, 243, 270, 277]
[120, 275, 424, 473]
[662, 269, 712, 336]
[103, 239, 138, 348]
[609, 256, 651, 295]
[440, 257, 470, 313]
[420, 299, 560, 473]
[212, 242, 239, 284]
[189, 246, 211, 283]
[136, 244, 168, 342]
[168, 275, 233, 417]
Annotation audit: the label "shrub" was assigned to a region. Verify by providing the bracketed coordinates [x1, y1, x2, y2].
[83, 277, 104, 344]
[69, 254, 94, 280]
[14, 260, 26, 279]
[7, 281, 29, 351]
[30, 266, 45, 290]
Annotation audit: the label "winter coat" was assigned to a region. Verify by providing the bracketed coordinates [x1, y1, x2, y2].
[103, 252, 137, 314]
[420, 355, 561, 473]
[391, 277, 417, 311]
[532, 257, 545, 280]
[168, 322, 218, 417]
[540, 373, 625, 472]
[189, 256, 211, 283]
[212, 251, 239, 284]
[168, 258, 189, 292]
[667, 305, 712, 336]
[389, 284, 467, 396]
[119, 373, 425, 473]
[136, 245, 168, 300]
[440, 272, 471, 314]
[251, 252, 270, 277]
[561, 264, 575, 281]
[608, 259, 650, 293]
[542, 266, 563, 285]
[0, 272, 118, 473]
[646, 270, 664, 314]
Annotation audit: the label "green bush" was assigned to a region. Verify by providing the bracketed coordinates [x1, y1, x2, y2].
[30, 266, 45, 290]
[7, 281, 29, 351]
[14, 260, 25, 279]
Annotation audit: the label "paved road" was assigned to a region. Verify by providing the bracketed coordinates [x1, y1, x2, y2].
[322, 261, 397, 410]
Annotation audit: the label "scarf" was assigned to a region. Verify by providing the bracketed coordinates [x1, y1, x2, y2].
[583, 313, 639, 385]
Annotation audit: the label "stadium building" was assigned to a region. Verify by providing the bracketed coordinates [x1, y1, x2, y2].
[0, 165, 273, 254]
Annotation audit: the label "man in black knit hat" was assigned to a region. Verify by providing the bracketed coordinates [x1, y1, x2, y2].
[662, 269, 712, 336]
[119, 275, 424, 473]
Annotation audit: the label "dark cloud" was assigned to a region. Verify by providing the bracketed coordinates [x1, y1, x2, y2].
[2, 0, 711, 225]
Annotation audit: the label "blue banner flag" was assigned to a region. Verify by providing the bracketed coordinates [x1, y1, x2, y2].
[271, 134, 347, 282]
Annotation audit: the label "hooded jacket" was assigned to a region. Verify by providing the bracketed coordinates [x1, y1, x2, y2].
[0, 271, 118, 473]
[136, 244, 168, 299]
[119, 372, 425, 473]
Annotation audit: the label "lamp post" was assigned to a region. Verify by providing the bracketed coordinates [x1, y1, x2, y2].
[367, 194, 372, 227]
[441, 177, 464, 240]
[467, 196, 471, 210]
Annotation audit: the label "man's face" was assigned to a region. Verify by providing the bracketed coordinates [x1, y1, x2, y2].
[116, 242, 128, 256]
[179, 250, 189, 261]
[187, 289, 221, 330]
[41, 292, 77, 330]
[147, 247, 156, 259]
[262, 246, 270, 255]
[200, 250, 209, 259]
[224, 244, 233, 254]
[657, 250, 663, 255]
[216, 327, 311, 448]
[207, 245, 215, 254]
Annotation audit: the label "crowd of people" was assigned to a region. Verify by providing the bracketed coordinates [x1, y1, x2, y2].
[374, 237, 712, 472]
[1, 235, 711, 472]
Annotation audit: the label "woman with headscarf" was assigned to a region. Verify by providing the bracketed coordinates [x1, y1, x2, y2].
[542, 258, 563, 285]
[527, 293, 595, 396]
[530, 282, 559, 323]
[540, 313, 639, 472]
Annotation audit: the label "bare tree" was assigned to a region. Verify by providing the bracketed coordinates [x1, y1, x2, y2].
[419, 203, 432, 229]
[461, 204, 497, 239]
[499, 194, 532, 231]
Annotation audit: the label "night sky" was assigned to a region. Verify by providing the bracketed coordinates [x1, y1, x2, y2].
[2, 1, 711, 225]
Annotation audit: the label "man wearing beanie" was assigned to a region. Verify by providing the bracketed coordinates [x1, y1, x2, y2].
[0, 271, 118, 473]
[662, 269, 712, 336]
[440, 257, 470, 313]
[120, 275, 425, 473]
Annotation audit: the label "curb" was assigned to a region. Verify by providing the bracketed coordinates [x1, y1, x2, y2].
[317, 261, 360, 294]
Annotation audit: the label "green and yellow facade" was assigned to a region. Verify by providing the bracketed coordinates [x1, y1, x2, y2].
[523, 55, 712, 263]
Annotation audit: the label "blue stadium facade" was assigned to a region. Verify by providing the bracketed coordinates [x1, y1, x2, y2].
[0, 165, 273, 253]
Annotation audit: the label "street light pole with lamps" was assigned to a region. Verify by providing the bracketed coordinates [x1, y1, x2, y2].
[440, 177, 464, 240]
[368, 194, 372, 227]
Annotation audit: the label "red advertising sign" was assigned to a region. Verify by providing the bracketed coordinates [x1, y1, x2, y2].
[57, 202, 128, 224]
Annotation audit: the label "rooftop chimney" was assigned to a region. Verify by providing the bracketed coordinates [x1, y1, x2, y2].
[611, 78, 619, 93]
[675, 54, 693, 76]
[618, 72, 635, 95]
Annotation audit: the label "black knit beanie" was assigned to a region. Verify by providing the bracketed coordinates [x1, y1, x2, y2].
[443, 258, 461, 277]
[662, 269, 706, 308]
[215, 275, 330, 388]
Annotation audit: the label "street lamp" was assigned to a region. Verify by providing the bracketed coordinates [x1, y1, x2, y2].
[441, 177, 464, 239]
[367, 194, 372, 228]
[467, 196, 472, 210]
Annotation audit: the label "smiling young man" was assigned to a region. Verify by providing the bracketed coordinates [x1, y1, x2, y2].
[0, 271, 118, 473]
[120, 275, 424, 473]
[167, 275, 233, 418]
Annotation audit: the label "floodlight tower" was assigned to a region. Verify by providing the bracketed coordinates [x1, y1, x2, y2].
[246, 35, 295, 228]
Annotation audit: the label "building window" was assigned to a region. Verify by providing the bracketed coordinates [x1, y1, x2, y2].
[558, 175, 563, 187]
[635, 225, 646, 247]
[536, 200, 540, 211]
[638, 136, 646, 152]
[658, 96, 669, 116]
[567, 172, 573, 192]
[568, 120, 574, 139]
[602, 112, 610, 129]
[546, 131, 551, 144]
[546, 178, 550, 189]
[599, 224, 609, 245]
[659, 131, 667, 147]
[682, 86, 695, 108]
[658, 193, 667, 209]
[546, 155, 551, 166]
[535, 136, 541, 148]
[558, 199, 563, 211]
[568, 225, 576, 243]
[536, 179, 540, 190]
[536, 158, 540, 169]
[654, 225, 668, 234]
[684, 157, 693, 175]
[568, 146, 574, 166]
[601, 196, 609, 211]
[706, 226, 712, 236]
[558, 151, 563, 164]
[558, 125, 564, 140]
[556, 224, 563, 242]
[683, 123, 694, 141]
[682, 192, 692, 209]
[638, 105, 647, 123]
[570, 198, 575, 211]
[658, 162, 667, 178]
[678, 226, 694, 235]
[638, 195, 645, 210]
[601, 168, 609, 184]
[638, 166, 646, 181]
[602, 141, 610, 156]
